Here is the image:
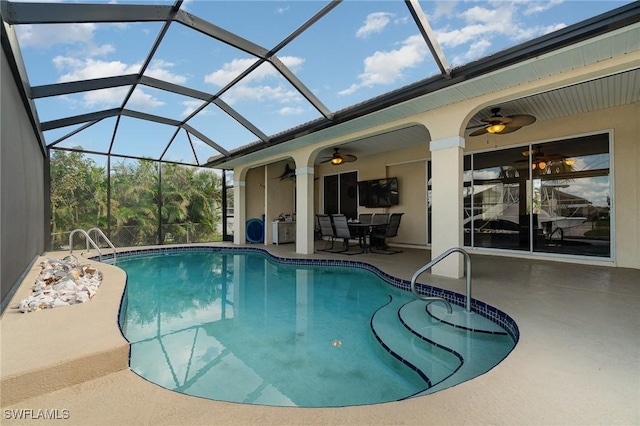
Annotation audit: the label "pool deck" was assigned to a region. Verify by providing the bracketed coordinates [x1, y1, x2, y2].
[1, 242, 639, 425]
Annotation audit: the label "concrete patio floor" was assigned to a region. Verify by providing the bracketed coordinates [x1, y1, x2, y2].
[1, 242, 638, 425]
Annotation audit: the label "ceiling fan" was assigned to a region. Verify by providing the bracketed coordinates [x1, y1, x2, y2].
[468, 108, 536, 137]
[320, 148, 357, 165]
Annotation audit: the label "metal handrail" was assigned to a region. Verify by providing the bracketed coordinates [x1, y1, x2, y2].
[87, 227, 117, 261]
[410, 247, 472, 314]
[68, 229, 103, 262]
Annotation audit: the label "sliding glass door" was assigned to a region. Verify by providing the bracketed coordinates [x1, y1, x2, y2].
[464, 133, 611, 258]
[323, 171, 358, 220]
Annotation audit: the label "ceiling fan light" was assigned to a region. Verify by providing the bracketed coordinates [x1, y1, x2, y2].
[486, 123, 506, 134]
[331, 157, 343, 165]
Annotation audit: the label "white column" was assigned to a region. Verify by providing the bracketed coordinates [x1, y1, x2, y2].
[233, 180, 246, 245]
[430, 136, 465, 278]
[295, 166, 315, 254]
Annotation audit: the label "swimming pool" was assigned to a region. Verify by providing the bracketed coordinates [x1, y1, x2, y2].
[115, 247, 517, 407]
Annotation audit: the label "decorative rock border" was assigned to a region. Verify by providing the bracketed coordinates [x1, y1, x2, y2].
[12, 255, 103, 313]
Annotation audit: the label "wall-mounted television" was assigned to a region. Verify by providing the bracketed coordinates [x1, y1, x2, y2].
[358, 177, 399, 208]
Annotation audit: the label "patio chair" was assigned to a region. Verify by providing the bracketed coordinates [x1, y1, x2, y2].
[370, 213, 404, 254]
[331, 214, 364, 255]
[316, 214, 337, 252]
[358, 213, 372, 224]
[369, 213, 389, 248]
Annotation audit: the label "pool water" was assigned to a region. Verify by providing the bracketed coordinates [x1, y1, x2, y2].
[117, 250, 515, 407]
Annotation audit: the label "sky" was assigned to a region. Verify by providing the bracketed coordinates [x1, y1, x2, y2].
[13, 0, 632, 168]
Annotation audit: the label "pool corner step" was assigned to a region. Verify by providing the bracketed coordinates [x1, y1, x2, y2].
[370, 296, 461, 390]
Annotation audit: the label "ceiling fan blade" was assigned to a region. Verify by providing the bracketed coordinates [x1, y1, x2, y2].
[508, 114, 536, 127]
[469, 127, 488, 137]
[342, 154, 357, 162]
[498, 125, 522, 135]
[482, 116, 512, 124]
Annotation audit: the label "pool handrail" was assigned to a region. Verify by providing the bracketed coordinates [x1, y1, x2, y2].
[410, 247, 472, 314]
[87, 227, 117, 261]
[69, 229, 103, 262]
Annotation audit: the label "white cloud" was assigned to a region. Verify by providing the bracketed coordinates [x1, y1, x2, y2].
[144, 60, 187, 85]
[17, 23, 97, 49]
[521, 0, 564, 16]
[276, 6, 290, 14]
[51, 56, 186, 110]
[433, 1, 458, 20]
[53, 56, 138, 81]
[225, 84, 301, 105]
[53, 56, 186, 85]
[129, 87, 165, 109]
[60, 85, 165, 111]
[451, 38, 492, 64]
[356, 12, 393, 39]
[204, 56, 305, 105]
[82, 87, 129, 107]
[434, 2, 568, 65]
[181, 100, 207, 118]
[278, 106, 305, 116]
[204, 58, 260, 87]
[205, 56, 304, 87]
[339, 34, 427, 96]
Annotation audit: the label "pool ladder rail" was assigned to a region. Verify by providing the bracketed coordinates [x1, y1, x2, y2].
[68, 228, 117, 262]
[410, 247, 472, 314]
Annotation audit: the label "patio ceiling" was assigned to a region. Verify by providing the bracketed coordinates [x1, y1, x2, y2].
[1, 1, 639, 169]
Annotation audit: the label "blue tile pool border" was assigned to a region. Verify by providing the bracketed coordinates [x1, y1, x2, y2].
[98, 245, 519, 342]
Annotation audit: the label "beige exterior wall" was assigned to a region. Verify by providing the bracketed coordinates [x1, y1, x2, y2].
[1, 47, 47, 306]
[265, 160, 296, 244]
[244, 166, 265, 233]
[386, 161, 427, 246]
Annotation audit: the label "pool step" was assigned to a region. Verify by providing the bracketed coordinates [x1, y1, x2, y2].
[399, 300, 515, 395]
[370, 296, 461, 391]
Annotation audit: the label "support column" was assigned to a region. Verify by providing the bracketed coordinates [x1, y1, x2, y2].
[430, 136, 465, 278]
[233, 180, 246, 245]
[295, 166, 315, 255]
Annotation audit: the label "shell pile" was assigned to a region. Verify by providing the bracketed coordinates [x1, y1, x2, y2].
[12, 255, 102, 313]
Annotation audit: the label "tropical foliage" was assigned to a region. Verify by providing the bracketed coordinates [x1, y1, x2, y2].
[49, 150, 226, 249]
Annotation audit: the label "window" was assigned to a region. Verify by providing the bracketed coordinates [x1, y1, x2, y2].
[464, 133, 611, 258]
[323, 171, 358, 220]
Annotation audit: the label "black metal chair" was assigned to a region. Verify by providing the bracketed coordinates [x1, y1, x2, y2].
[370, 213, 404, 254]
[316, 214, 337, 252]
[358, 213, 372, 224]
[369, 213, 389, 248]
[331, 214, 364, 255]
